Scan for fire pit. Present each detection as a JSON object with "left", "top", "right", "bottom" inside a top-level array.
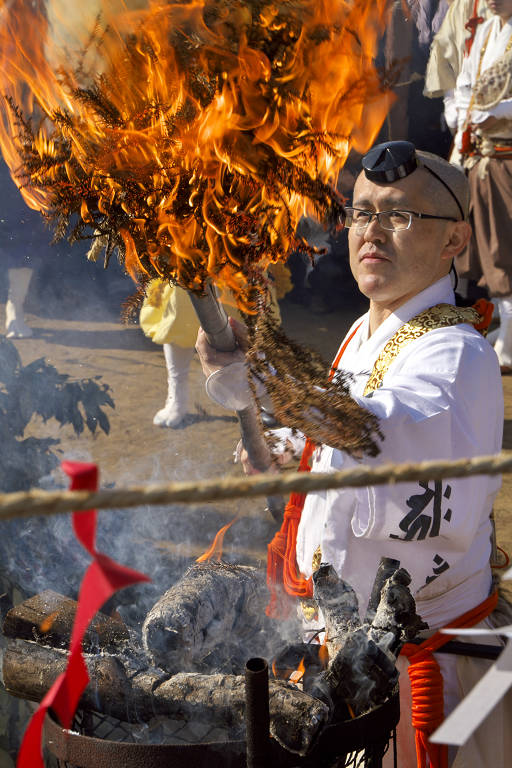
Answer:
[
  {"left": 43, "top": 682, "right": 399, "bottom": 768},
  {"left": 5, "top": 557, "right": 423, "bottom": 768}
]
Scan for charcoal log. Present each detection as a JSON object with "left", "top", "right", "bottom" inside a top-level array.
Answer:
[
  {"left": 364, "top": 557, "right": 401, "bottom": 623},
  {"left": 2, "top": 590, "right": 129, "bottom": 651},
  {"left": 2, "top": 638, "right": 163, "bottom": 723},
  {"left": 153, "top": 673, "right": 329, "bottom": 756},
  {"left": 142, "top": 561, "right": 269, "bottom": 672},
  {"left": 3, "top": 639, "right": 329, "bottom": 756},
  {"left": 309, "top": 629, "right": 398, "bottom": 719},
  {"left": 312, "top": 564, "right": 360, "bottom": 659},
  {"left": 366, "top": 569, "right": 428, "bottom": 657}
]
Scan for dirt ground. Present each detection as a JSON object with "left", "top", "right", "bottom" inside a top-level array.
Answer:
[{"left": 3, "top": 280, "right": 512, "bottom": 579}]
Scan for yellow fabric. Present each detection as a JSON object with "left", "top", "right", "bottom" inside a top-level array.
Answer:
[
  {"left": 140, "top": 280, "right": 281, "bottom": 347},
  {"left": 268, "top": 262, "right": 293, "bottom": 300}
]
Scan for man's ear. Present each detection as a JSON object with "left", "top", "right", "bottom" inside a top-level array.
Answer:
[{"left": 441, "top": 221, "right": 472, "bottom": 261}]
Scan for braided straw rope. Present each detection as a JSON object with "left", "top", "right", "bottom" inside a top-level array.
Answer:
[{"left": 1, "top": 452, "right": 512, "bottom": 521}]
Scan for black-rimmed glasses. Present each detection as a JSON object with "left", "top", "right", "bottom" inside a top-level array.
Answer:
[{"left": 344, "top": 207, "right": 459, "bottom": 232}]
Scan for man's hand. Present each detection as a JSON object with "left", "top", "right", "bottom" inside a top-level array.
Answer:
[
  {"left": 196, "top": 317, "right": 248, "bottom": 378},
  {"left": 234, "top": 438, "right": 296, "bottom": 475}
]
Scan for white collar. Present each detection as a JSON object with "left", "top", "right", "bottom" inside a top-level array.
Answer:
[{"left": 355, "top": 275, "right": 455, "bottom": 357}]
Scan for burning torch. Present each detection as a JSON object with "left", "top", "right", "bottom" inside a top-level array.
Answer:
[
  {"left": 0, "top": 0, "right": 390, "bottom": 500},
  {"left": 190, "top": 284, "right": 284, "bottom": 520}
]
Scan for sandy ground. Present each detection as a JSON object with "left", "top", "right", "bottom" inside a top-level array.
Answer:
[{"left": 3, "top": 283, "right": 512, "bottom": 581}]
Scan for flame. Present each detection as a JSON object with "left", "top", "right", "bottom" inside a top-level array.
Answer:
[
  {"left": 0, "top": 0, "right": 392, "bottom": 309},
  {"left": 39, "top": 610, "right": 58, "bottom": 634},
  {"left": 196, "top": 513, "right": 239, "bottom": 562},
  {"left": 289, "top": 656, "right": 306, "bottom": 685},
  {"left": 319, "top": 641, "right": 330, "bottom": 669}
]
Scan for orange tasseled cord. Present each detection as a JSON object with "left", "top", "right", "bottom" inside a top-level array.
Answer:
[
  {"left": 472, "top": 298, "right": 494, "bottom": 336},
  {"left": 401, "top": 589, "right": 499, "bottom": 768}
]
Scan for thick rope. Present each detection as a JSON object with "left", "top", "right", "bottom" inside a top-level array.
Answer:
[
  {"left": 401, "top": 590, "right": 498, "bottom": 768},
  {"left": 0, "top": 452, "right": 512, "bottom": 521}
]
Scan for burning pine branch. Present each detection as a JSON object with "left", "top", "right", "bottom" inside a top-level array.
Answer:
[
  {"left": 0, "top": 0, "right": 391, "bottom": 456},
  {"left": 0, "top": 0, "right": 391, "bottom": 305}
]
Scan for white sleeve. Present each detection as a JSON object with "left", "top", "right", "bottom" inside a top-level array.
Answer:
[
  {"left": 268, "top": 427, "right": 306, "bottom": 457},
  {"left": 443, "top": 90, "right": 458, "bottom": 134}
]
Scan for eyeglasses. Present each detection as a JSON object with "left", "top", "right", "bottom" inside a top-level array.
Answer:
[{"left": 344, "top": 207, "right": 459, "bottom": 232}]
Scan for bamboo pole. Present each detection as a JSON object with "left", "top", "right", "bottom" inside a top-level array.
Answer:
[{"left": 0, "top": 452, "right": 512, "bottom": 521}]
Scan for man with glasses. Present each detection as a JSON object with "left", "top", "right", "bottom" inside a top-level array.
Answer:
[{"left": 196, "top": 140, "right": 507, "bottom": 767}]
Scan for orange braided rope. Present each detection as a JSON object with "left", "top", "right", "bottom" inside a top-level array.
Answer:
[
  {"left": 401, "top": 589, "right": 499, "bottom": 768},
  {"left": 266, "top": 322, "right": 362, "bottom": 618},
  {"left": 464, "top": 0, "right": 485, "bottom": 56}
]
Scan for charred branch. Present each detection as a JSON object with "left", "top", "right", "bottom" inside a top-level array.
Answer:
[
  {"left": 3, "top": 589, "right": 129, "bottom": 651},
  {"left": 2, "top": 638, "right": 329, "bottom": 756},
  {"left": 366, "top": 568, "right": 428, "bottom": 657},
  {"left": 312, "top": 564, "right": 360, "bottom": 660}
]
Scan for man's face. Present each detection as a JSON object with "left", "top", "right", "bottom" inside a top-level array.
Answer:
[
  {"left": 348, "top": 171, "right": 456, "bottom": 313},
  {"left": 487, "top": 0, "right": 512, "bottom": 20}
]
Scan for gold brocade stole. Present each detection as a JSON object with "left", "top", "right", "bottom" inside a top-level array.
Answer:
[
  {"left": 362, "top": 303, "right": 481, "bottom": 396},
  {"left": 302, "top": 303, "right": 482, "bottom": 620}
]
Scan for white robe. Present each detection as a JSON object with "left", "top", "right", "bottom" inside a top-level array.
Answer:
[
  {"left": 452, "top": 15, "right": 512, "bottom": 151},
  {"left": 295, "top": 276, "right": 502, "bottom": 629},
  {"left": 281, "top": 276, "right": 506, "bottom": 767},
  {"left": 269, "top": 275, "right": 508, "bottom": 765}
]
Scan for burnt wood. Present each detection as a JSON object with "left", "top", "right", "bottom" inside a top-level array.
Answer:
[
  {"left": 366, "top": 569, "right": 428, "bottom": 657},
  {"left": 142, "top": 562, "right": 269, "bottom": 672},
  {"left": 3, "top": 639, "right": 329, "bottom": 756},
  {"left": 2, "top": 589, "right": 129, "bottom": 651},
  {"left": 312, "top": 564, "right": 360, "bottom": 660}
]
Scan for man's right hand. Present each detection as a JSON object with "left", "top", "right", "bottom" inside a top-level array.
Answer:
[{"left": 195, "top": 317, "right": 248, "bottom": 378}]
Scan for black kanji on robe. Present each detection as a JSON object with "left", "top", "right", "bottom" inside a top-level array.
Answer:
[{"left": 390, "top": 480, "right": 452, "bottom": 541}]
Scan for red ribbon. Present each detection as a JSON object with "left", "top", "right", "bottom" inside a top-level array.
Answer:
[{"left": 17, "top": 461, "right": 151, "bottom": 768}]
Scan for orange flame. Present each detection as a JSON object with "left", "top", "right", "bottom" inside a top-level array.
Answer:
[
  {"left": 196, "top": 513, "right": 239, "bottom": 562},
  {"left": 319, "top": 641, "right": 330, "bottom": 669},
  {"left": 289, "top": 656, "right": 306, "bottom": 685},
  {"left": 39, "top": 610, "right": 58, "bottom": 634},
  {"left": 0, "top": 0, "right": 393, "bottom": 308}
]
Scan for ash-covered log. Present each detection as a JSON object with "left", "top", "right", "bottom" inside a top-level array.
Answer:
[
  {"left": 364, "top": 557, "right": 401, "bottom": 623},
  {"left": 366, "top": 568, "right": 428, "bottom": 657},
  {"left": 312, "top": 564, "right": 360, "bottom": 660},
  {"left": 307, "top": 562, "right": 426, "bottom": 719},
  {"left": 309, "top": 629, "right": 399, "bottom": 720},
  {"left": 2, "top": 638, "right": 329, "bottom": 756},
  {"left": 3, "top": 589, "right": 129, "bottom": 651},
  {"left": 142, "top": 562, "right": 270, "bottom": 672}
]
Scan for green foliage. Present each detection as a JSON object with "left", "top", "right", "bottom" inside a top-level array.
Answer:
[{"left": 0, "top": 337, "right": 114, "bottom": 491}]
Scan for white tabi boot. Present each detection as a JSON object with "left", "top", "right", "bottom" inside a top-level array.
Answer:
[
  {"left": 153, "top": 343, "right": 195, "bottom": 427},
  {"left": 493, "top": 295, "right": 512, "bottom": 374},
  {"left": 5, "top": 267, "right": 33, "bottom": 338}
]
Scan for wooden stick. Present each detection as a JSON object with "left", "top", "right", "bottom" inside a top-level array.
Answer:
[{"left": 0, "top": 452, "right": 511, "bottom": 521}]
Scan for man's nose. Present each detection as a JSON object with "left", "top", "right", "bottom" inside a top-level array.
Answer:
[{"left": 363, "top": 214, "right": 386, "bottom": 241}]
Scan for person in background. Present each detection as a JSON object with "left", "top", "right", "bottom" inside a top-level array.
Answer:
[
  {"left": 141, "top": 267, "right": 290, "bottom": 428},
  {"left": 1, "top": 159, "right": 47, "bottom": 338},
  {"left": 425, "top": 0, "right": 491, "bottom": 158},
  {"left": 452, "top": 0, "right": 512, "bottom": 372}
]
